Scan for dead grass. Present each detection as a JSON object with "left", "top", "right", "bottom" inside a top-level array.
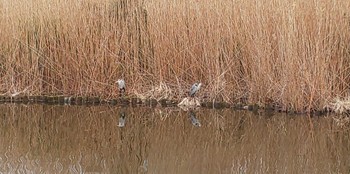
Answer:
[
  {"left": 326, "top": 97, "right": 350, "bottom": 114},
  {"left": 0, "top": 0, "right": 350, "bottom": 112},
  {"left": 134, "top": 82, "right": 174, "bottom": 101}
]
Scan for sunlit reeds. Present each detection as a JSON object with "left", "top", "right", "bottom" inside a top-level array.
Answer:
[{"left": 0, "top": 0, "right": 350, "bottom": 112}]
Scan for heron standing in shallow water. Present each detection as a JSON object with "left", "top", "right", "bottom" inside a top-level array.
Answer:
[
  {"left": 189, "top": 83, "right": 202, "bottom": 97},
  {"left": 116, "top": 79, "right": 126, "bottom": 96}
]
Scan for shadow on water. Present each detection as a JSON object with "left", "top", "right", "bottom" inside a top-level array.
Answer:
[{"left": 0, "top": 104, "right": 349, "bottom": 173}]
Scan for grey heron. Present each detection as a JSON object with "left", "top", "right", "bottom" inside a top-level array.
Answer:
[
  {"left": 189, "top": 83, "right": 202, "bottom": 97},
  {"left": 116, "top": 79, "right": 126, "bottom": 96}
]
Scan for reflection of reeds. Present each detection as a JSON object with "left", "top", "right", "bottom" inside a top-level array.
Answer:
[
  {"left": 0, "top": 105, "right": 349, "bottom": 173},
  {"left": 0, "top": 105, "right": 154, "bottom": 173},
  {"left": 1, "top": 0, "right": 350, "bottom": 112}
]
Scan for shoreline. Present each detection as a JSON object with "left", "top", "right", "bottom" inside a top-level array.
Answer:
[{"left": 0, "top": 95, "right": 332, "bottom": 116}]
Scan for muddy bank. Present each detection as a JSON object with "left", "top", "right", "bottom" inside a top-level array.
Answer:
[
  {"left": 0, "top": 95, "right": 333, "bottom": 116},
  {"left": 0, "top": 95, "right": 229, "bottom": 108}
]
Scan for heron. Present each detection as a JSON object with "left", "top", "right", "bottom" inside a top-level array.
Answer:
[
  {"left": 189, "top": 83, "right": 202, "bottom": 97},
  {"left": 116, "top": 79, "right": 126, "bottom": 96}
]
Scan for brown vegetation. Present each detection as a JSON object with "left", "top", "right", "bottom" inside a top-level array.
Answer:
[{"left": 0, "top": 0, "right": 350, "bottom": 112}]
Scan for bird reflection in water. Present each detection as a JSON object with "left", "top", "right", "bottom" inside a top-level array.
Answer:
[
  {"left": 118, "top": 111, "right": 126, "bottom": 128},
  {"left": 189, "top": 110, "right": 201, "bottom": 127}
]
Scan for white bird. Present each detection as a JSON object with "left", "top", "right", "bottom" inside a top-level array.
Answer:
[
  {"left": 189, "top": 83, "right": 202, "bottom": 97},
  {"left": 116, "top": 79, "right": 126, "bottom": 96}
]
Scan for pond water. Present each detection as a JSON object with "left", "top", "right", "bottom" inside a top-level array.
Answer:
[{"left": 0, "top": 104, "right": 349, "bottom": 173}]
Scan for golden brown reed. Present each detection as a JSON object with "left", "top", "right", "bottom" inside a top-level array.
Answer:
[{"left": 1, "top": 0, "right": 350, "bottom": 112}]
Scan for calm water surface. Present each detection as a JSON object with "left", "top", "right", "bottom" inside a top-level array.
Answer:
[{"left": 0, "top": 104, "right": 349, "bottom": 173}]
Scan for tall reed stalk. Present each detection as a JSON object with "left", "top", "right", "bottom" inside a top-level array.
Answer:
[{"left": 0, "top": 0, "right": 349, "bottom": 112}]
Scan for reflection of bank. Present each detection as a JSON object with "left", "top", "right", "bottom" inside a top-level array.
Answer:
[
  {"left": 116, "top": 107, "right": 149, "bottom": 173},
  {"left": 178, "top": 98, "right": 202, "bottom": 127}
]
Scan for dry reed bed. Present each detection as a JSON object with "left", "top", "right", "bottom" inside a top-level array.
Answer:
[{"left": 0, "top": 0, "right": 350, "bottom": 112}]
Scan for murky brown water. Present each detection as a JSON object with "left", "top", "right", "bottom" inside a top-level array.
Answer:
[{"left": 0, "top": 104, "right": 349, "bottom": 173}]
